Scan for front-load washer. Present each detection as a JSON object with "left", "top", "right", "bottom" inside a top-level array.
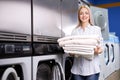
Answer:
[
  {"left": 108, "top": 33, "right": 116, "bottom": 75},
  {"left": 0, "top": 57, "right": 31, "bottom": 80},
  {"left": 32, "top": 36, "right": 65, "bottom": 80},
  {"left": 32, "top": 0, "right": 78, "bottom": 80},
  {"left": 90, "top": 6, "right": 109, "bottom": 41},
  {"left": 32, "top": 55, "right": 65, "bottom": 80},
  {"left": 60, "top": 0, "right": 78, "bottom": 80},
  {"left": 0, "top": 32, "right": 32, "bottom": 80},
  {"left": 102, "top": 41, "right": 112, "bottom": 79},
  {"left": 114, "top": 35, "right": 120, "bottom": 71},
  {"left": 98, "top": 41, "right": 110, "bottom": 80},
  {"left": 0, "top": 0, "right": 32, "bottom": 80}
]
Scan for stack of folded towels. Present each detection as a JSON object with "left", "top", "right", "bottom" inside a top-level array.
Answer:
[{"left": 57, "top": 35, "right": 101, "bottom": 60}]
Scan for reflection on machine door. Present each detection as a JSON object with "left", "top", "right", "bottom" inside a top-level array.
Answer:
[
  {"left": 7, "top": 73, "right": 15, "bottom": 80},
  {"left": 36, "top": 61, "right": 63, "bottom": 80},
  {"left": 37, "top": 64, "right": 51, "bottom": 80}
]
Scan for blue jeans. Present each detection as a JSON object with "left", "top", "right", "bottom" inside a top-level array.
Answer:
[{"left": 72, "top": 73, "right": 100, "bottom": 80}]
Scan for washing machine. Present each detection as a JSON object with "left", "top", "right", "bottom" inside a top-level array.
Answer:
[
  {"left": 90, "top": 6, "right": 109, "bottom": 41},
  {"left": 98, "top": 41, "right": 107, "bottom": 80},
  {"left": 100, "top": 33, "right": 117, "bottom": 80},
  {"left": 60, "top": 0, "right": 78, "bottom": 80},
  {"left": 90, "top": 6, "right": 110, "bottom": 80},
  {"left": 32, "top": 0, "right": 65, "bottom": 80},
  {"left": 108, "top": 33, "right": 116, "bottom": 75},
  {"left": 113, "top": 34, "right": 120, "bottom": 71},
  {"left": 32, "top": 36, "right": 65, "bottom": 80},
  {"left": 0, "top": 0, "right": 32, "bottom": 80},
  {"left": 0, "top": 32, "right": 32, "bottom": 80},
  {"left": 101, "top": 41, "right": 111, "bottom": 79},
  {"left": 0, "top": 57, "right": 31, "bottom": 80}
]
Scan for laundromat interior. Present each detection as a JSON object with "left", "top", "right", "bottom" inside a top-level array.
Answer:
[
  {"left": 88, "top": 0, "right": 120, "bottom": 38},
  {"left": 0, "top": 0, "right": 120, "bottom": 80}
]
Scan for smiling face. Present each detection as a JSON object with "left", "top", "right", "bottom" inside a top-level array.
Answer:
[{"left": 79, "top": 7, "right": 90, "bottom": 24}]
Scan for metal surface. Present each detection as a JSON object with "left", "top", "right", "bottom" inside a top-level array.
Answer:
[
  {"left": 0, "top": 0, "right": 31, "bottom": 34},
  {"left": 90, "top": 6, "right": 109, "bottom": 40},
  {"left": 61, "top": 0, "right": 78, "bottom": 36},
  {"left": 0, "top": 32, "right": 31, "bottom": 42},
  {"left": 33, "top": 0, "right": 61, "bottom": 37}
]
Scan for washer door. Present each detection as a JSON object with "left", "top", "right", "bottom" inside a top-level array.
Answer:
[
  {"left": 37, "top": 64, "right": 51, "bottom": 80},
  {"left": 1, "top": 67, "right": 20, "bottom": 80},
  {"left": 104, "top": 44, "right": 109, "bottom": 65},
  {"left": 52, "top": 63, "right": 64, "bottom": 80},
  {"left": 94, "top": 11, "right": 107, "bottom": 31}
]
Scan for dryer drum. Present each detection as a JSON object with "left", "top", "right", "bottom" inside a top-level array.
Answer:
[{"left": 36, "top": 64, "right": 52, "bottom": 80}]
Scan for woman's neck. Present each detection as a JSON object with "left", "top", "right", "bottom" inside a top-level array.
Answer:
[{"left": 81, "top": 22, "right": 89, "bottom": 29}]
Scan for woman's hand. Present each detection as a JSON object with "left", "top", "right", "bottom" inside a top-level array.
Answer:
[{"left": 94, "top": 46, "right": 103, "bottom": 54}]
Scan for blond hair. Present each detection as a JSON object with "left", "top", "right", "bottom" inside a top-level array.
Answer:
[{"left": 77, "top": 5, "right": 94, "bottom": 27}]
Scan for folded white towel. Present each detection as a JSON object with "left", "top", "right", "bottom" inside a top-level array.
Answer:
[
  {"left": 59, "top": 39, "right": 99, "bottom": 47},
  {"left": 64, "top": 50, "right": 94, "bottom": 55},
  {"left": 64, "top": 50, "right": 94, "bottom": 60},
  {"left": 65, "top": 44, "right": 96, "bottom": 48},
  {"left": 57, "top": 35, "right": 101, "bottom": 43},
  {"left": 57, "top": 35, "right": 102, "bottom": 60},
  {"left": 63, "top": 47, "right": 94, "bottom": 53}
]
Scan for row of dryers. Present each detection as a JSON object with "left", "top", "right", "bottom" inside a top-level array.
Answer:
[
  {"left": 0, "top": 0, "right": 78, "bottom": 80},
  {"left": 99, "top": 33, "right": 120, "bottom": 80},
  {"left": 0, "top": 55, "right": 65, "bottom": 80},
  {"left": 0, "top": 32, "right": 65, "bottom": 80},
  {"left": 0, "top": 0, "right": 119, "bottom": 80}
]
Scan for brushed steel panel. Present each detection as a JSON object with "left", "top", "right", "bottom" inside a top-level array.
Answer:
[
  {"left": 33, "top": 0, "right": 61, "bottom": 37},
  {"left": 0, "top": 0, "right": 31, "bottom": 35}
]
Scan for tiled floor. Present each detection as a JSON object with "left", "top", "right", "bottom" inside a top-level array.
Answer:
[{"left": 105, "top": 70, "right": 120, "bottom": 80}]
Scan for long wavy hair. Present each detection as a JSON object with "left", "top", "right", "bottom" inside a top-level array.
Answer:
[{"left": 77, "top": 5, "right": 94, "bottom": 27}]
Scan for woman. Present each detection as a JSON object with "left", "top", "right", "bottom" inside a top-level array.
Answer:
[{"left": 71, "top": 5, "right": 103, "bottom": 80}]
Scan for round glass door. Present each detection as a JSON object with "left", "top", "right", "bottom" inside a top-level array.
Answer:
[{"left": 94, "top": 11, "right": 107, "bottom": 31}]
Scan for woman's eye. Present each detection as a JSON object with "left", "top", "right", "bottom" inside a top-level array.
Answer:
[
  {"left": 85, "top": 12, "right": 89, "bottom": 15},
  {"left": 80, "top": 12, "right": 83, "bottom": 15},
  {"left": 80, "top": 12, "right": 89, "bottom": 15}
]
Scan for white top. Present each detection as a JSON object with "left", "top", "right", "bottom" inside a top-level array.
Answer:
[{"left": 71, "top": 24, "right": 103, "bottom": 76}]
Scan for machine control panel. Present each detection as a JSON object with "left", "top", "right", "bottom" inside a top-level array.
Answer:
[
  {"left": 33, "top": 43, "right": 64, "bottom": 55},
  {"left": 0, "top": 42, "right": 32, "bottom": 58}
]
